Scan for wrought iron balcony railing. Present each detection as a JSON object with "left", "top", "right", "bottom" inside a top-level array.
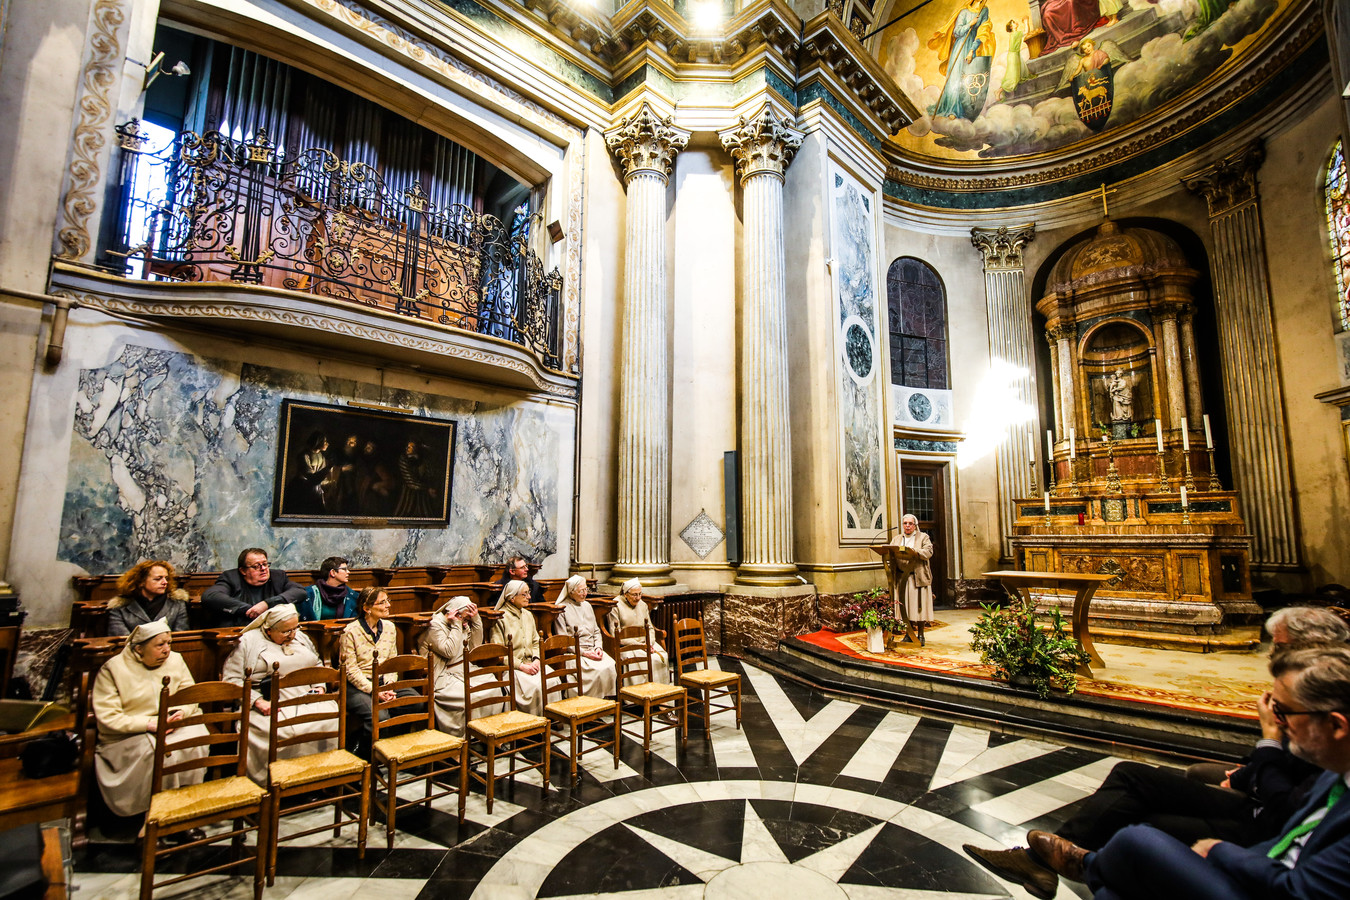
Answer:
[{"left": 107, "top": 121, "right": 563, "bottom": 369}]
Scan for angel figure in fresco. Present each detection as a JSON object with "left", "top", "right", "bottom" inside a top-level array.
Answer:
[
  {"left": 927, "top": 0, "right": 995, "bottom": 121},
  {"left": 1185, "top": 0, "right": 1228, "bottom": 39},
  {"left": 1056, "top": 37, "right": 1130, "bottom": 132},
  {"left": 999, "top": 17, "right": 1031, "bottom": 97}
]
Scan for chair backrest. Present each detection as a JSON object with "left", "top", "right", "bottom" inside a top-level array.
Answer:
[
  {"left": 369, "top": 653, "right": 434, "bottom": 740},
  {"left": 673, "top": 618, "right": 709, "bottom": 676},
  {"left": 151, "top": 676, "right": 251, "bottom": 792},
  {"left": 464, "top": 640, "right": 515, "bottom": 719},
  {"left": 614, "top": 625, "right": 654, "bottom": 684},
  {"left": 0, "top": 625, "right": 18, "bottom": 698},
  {"left": 539, "top": 630, "right": 582, "bottom": 704},
  {"left": 268, "top": 663, "right": 345, "bottom": 762}
]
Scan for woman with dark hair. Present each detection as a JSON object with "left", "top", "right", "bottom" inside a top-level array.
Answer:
[
  {"left": 339, "top": 586, "right": 416, "bottom": 756},
  {"left": 107, "top": 560, "right": 190, "bottom": 636}
]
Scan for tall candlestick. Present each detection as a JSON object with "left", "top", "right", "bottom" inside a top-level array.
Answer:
[
  {"left": 1180, "top": 485, "right": 1188, "bottom": 507},
  {"left": 1028, "top": 431, "right": 1036, "bottom": 461},
  {"left": 1181, "top": 417, "right": 1189, "bottom": 452},
  {"left": 1155, "top": 419, "right": 1163, "bottom": 452},
  {"left": 1043, "top": 491, "right": 1050, "bottom": 512},
  {"left": 1203, "top": 414, "right": 1213, "bottom": 450}
]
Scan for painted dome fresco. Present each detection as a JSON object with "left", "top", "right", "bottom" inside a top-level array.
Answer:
[{"left": 872, "top": 0, "right": 1309, "bottom": 163}]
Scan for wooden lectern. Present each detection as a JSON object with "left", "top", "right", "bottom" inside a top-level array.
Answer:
[{"left": 871, "top": 543, "right": 923, "bottom": 643}]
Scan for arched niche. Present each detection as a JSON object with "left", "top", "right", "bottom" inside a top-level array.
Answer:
[{"left": 1077, "top": 318, "right": 1156, "bottom": 440}]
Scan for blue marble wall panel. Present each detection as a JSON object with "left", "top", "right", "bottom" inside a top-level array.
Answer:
[
  {"left": 58, "top": 344, "right": 560, "bottom": 574},
  {"left": 830, "top": 170, "right": 886, "bottom": 536}
]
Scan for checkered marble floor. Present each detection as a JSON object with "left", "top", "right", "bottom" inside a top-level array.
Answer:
[{"left": 74, "top": 660, "right": 1151, "bottom": 899}]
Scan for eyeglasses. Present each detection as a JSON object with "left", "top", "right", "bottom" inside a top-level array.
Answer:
[
  {"left": 1271, "top": 698, "right": 1341, "bottom": 725},
  {"left": 244, "top": 561, "right": 270, "bottom": 571}
]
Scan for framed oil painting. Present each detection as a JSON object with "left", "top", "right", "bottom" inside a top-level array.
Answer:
[{"left": 273, "top": 399, "right": 456, "bottom": 526}]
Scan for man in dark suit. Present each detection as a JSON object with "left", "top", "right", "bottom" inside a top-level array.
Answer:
[
  {"left": 1027, "top": 644, "right": 1350, "bottom": 899},
  {"left": 497, "top": 554, "right": 544, "bottom": 605},
  {"left": 201, "top": 547, "right": 307, "bottom": 627}
]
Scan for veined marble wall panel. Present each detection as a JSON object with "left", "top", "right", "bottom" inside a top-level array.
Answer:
[
  {"left": 12, "top": 316, "right": 571, "bottom": 626},
  {"left": 828, "top": 165, "right": 887, "bottom": 538}
]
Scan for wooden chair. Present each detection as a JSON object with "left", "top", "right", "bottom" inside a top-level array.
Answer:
[
  {"left": 140, "top": 677, "right": 269, "bottom": 900},
  {"left": 615, "top": 625, "right": 686, "bottom": 757},
  {"left": 464, "top": 640, "right": 549, "bottom": 813},
  {"left": 369, "top": 653, "right": 466, "bottom": 849},
  {"left": 672, "top": 618, "right": 741, "bottom": 739},
  {"left": 264, "top": 664, "right": 369, "bottom": 885},
  {"left": 540, "top": 631, "right": 619, "bottom": 780},
  {"left": 0, "top": 625, "right": 18, "bottom": 698}
]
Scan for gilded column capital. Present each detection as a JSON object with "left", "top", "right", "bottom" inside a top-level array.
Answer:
[
  {"left": 1047, "top": 323, "right": 1076, "bottom": 344},
  {"left": 605, "top": 103, "right": 690, "bottom": 183},
  {"left": 1181, "top": 142, "right": 1264, "bottom": 217},
  {"left": 971, "top": 224, "right": 1036, "bottom": 270},
  {"left": 1152, "top": 301, "right": 1189, "bottom": 323},
  {"left": 718, "top": 105, "right": 805, "bottom": 183}
]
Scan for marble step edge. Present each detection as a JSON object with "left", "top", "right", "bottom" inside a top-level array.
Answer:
[{"left": 747, "top": 639, "right": 1258, "bottom": 763}]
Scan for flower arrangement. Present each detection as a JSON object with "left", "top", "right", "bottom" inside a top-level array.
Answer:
[
  {"left": 968, "top": 598, "right": 1090, "bottom": 700},
  {"left": 840, "top": 587, "right": 901, "bottom": 635}
]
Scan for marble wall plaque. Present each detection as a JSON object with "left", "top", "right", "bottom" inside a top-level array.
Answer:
[
  {"left": 57, "top": 343, "right": 561, "bottom": 574},
  {"left": 829, "top": 167, "right": 888, "bottom": 539}
]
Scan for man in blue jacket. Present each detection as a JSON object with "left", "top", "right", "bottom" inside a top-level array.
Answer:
[{"left": 1029, "top": 644, "right": 1350, "bottom": 899}]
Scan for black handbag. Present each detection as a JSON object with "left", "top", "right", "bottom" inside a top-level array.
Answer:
[{"left": 19, "top": 730, "right": 79, "bottom": 779}]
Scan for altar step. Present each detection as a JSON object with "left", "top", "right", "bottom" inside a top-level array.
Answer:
[
  {"left": 745, "top": 636, "right": 1260, "bottom": 763},
  {"left": 1094, "top": 624, "right": 1262, "bottom": 653}
]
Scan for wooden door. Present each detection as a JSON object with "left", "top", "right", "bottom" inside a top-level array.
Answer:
[{"left": 901, "top": 461, "right": 947, "bottom": 606}]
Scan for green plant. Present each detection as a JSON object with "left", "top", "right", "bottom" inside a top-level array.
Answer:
[
  {"left": 857, "top": 606, "right": 901, "bottom": 634},
  {"left": 968, "top": 599, "right": 1090, "bottom": 699},
  {"left": 839, "top": 587, "right": 895, "bottom": 632}
]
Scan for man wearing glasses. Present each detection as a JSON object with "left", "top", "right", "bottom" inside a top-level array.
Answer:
[
  {"left": 202, "top": 547, "right": 307, "bottom": 627},
  {"left": 965, "top": 607, "right": 1348, "bottom": 899},
  {"left": 301, "top": 556, "right": 359, "bottom": 620}
]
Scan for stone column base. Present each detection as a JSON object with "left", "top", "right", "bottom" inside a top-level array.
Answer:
[{"left": 715, "top": 583, "right": 818, "bottom": 656}]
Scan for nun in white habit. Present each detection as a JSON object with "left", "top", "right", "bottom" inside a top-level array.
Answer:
[
  {"left": 221, "top": 603, "right": 337, "bottom": 784},
  {"left": 553, "top": 575, "right": 617, "bottom": 698},
  {"left": 419, "top": 594, "right": 506, "bottom": 735},
  {"left": 92, "top": 619, "right": 210, "bottom": 816},
  {"left": 494, "top": 579, "right": 544, "bottom": 715},
  {"left": 606, "top": 578, "right": 669, "bottom": 685}
]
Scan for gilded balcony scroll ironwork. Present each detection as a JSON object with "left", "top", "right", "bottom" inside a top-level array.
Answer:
[{"left": 107, "top": 124, "right": 562, "bottom": 369}]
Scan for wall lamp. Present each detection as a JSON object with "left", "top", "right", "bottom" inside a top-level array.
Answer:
[{"left": 127, "top": 51, "right": 191, "bottom": 92}]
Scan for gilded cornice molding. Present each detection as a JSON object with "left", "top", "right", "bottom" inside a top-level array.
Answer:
[
  {"left": 1181, "top": 143, "right": 1265, "bottom": 217},
  {"left": 885, "top": 9, "right": 1322, "bottom": 194},
  {"left": 718, "top": 104, "right": 804, "bottom": 182},
  {"left": 605, "top": 102, "right": 690, "bottom": 181},
  {"left": 796, "top": 13, "right": 919, "bottom": 135},
  {"left": 56, "top": 0, "right": 129, "bottom": 261},
  {"left": 970, "top": 225, "right": 1035, "bottom": 270}
]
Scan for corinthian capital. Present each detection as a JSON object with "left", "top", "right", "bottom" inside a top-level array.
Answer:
[
  {"left": 1182, "top": 142, "right": 1264, "bottom": 217},
  {"left": 718, "top": 105, "right": 805, "bottom": 182},
  {"left": 605, "top": 103, "right": 690, "bottom": 183},
  {"left": 971, "top": 224, "right": 1036, "bottom": 270}
]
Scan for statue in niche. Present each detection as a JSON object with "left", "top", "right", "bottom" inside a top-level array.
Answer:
[{"left": 1107, "top": 368, "right": 1132, "bottom": 421}]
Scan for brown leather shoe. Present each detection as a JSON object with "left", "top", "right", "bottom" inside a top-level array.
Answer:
[
  {"left": 962, "top": 844, "right": 1057, "bottom": 900},
  {"left": 1029, "top": 829, "right": 1088, "bottom": 882}
]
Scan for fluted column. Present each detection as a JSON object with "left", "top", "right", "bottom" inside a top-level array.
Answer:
[
  {"left": 1046, "top": 332, "right": 1063, "bottom": 436},
  {"left": 720, "top": 106, "right": 805, "bottom": 586},
  {"left": 606, "top": 104, "right": 689, "bottom": 586},
  {"left": 972, "top": 224, "right": 1036, "bottom": 559},
  {"left": 1156, "top": 305, "right": 1188, "bottom": 428},
  {"left": 1183, "top": 144, "right": 1299, "bottom": 569}
]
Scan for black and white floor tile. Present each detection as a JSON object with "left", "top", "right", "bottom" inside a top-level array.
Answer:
[{"left": 74, "top": 660, "right": 1142, "bottom": 899}]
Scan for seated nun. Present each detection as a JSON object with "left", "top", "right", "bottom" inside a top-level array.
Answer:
[
  {"left": 92, "top": 619, "right": 210, "bottom": 818},
  {"left": 494, "top": 580, "right": 544, "bottom": 716},
  {"left": 553, "top": 575, "right": 617, "bottom": 698},
  {"left": 419, "top": 594, "right": 506, "bottom": 735},
  {"left": 607, "top": 578, "right": 669, "bottom": 685},
  {"left": 220, "top": 602, "right": 338, "bottom": 784}
]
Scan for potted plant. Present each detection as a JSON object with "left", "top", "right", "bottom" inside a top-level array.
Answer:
[
  {"left": 839, "top": 587, "right": 900, "bottom": 652},
  {"left": 968, "top": 598, "right": 1090, "bottom": 699}
]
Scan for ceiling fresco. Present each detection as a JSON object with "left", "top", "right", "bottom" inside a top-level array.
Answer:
[{"left": 876, "top": 0, "right": 1290, "bottom": 161}]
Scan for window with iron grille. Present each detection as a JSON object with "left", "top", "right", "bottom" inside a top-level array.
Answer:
[{"left": 886, "top": 258, "right": 949, "bottom": 389}]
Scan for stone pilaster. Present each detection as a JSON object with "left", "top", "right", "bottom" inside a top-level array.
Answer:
[
  {"left": 719, "top": 105, "right": 804, "bottom": 586},
  {"left": 1156, "top": 305, "right": 1188, "bottom": 429},
  {"left": 1045, "top": 331, "right": 1062, "bottom": 437},
  {"left": 1179, "top": 311, "right": 1204, "bottom": 423},
  {"left": 606, "top": 104, "right": 690, "bottom": 586},
  {"left": 971, "top": 224, "right": 1036, "bottom": 559},
  {"left": 1183, "top": 144, "right": 1299, "bottom": 569}
]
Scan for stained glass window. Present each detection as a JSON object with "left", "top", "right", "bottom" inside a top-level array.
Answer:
[
  {"left": 886, "top": 258, "right": 948, "bottom": 389},
  {"left": 1326, "top": 139, "right": 1350, "bottom": 329}
]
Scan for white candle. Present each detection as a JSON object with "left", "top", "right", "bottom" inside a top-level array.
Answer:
[
  {"left": 1181, "top": 485, "right": 1188, "bottom": 508},
  {"left": 1069, "top": 427, "right": 1076, "bottom": 459},
  {"left": 1181, "top": 417, "right": 1189, "bottom": 451},
  {"left": 1155, "top": 419, "right": 1163, "bottom": 452},
  {"left": 1029, "top": 431, "right": 1036, "bottom": 461},
  {"left": 1203, "top": 414, "right": 1213, "bottom": 450},
  {"left": 1047, "top": 429, "right": 1054, "bottom": 459},
  {"left": 1044, "top": 491, "right": 1050, "bottom": 512}
]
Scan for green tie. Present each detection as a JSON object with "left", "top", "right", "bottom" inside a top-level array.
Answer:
[{"left": 1267, "top": 780, "right": 1347, "bottom": 859}]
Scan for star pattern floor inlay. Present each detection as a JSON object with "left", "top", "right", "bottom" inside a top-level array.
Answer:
[{"left": 73, "top": 658, "right": 1146, "bottom": 899}]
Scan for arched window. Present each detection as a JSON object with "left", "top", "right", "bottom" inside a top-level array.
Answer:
[
  {"left": 1325, "top": 139, "right": 1350, "bottom": 329},
  {"left": 886, "top": 258, "right": 948, "bottom": 389}
]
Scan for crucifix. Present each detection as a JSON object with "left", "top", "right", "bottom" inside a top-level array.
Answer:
[{"left": 1097, "top": 182, "right": 1118, "bottom": 218}]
